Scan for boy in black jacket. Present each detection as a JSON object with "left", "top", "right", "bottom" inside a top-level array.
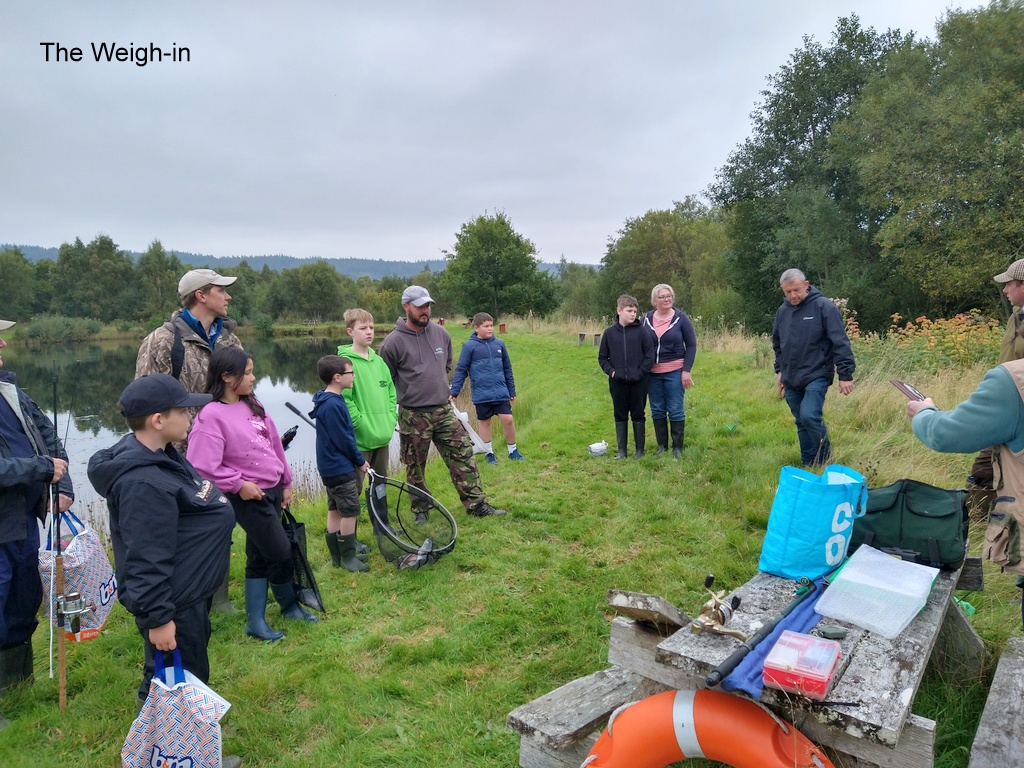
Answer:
[
  {"left": 598, "top": 295, "right": 656, "bottom": 459},
  {"left": 88, "top": 375, "right": 236, "bottom": 712}
]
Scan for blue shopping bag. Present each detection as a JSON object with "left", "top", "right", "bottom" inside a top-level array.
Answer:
[
  {"left": 122, "top": 649, "right": 231, "bottom": 768},
  {"left": 758, "top": 464, "right": 868, "bottom": 580}
]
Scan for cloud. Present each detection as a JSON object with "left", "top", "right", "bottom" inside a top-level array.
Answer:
[{"left": 1, "top": 0, "right": 957, "bottom": 264}]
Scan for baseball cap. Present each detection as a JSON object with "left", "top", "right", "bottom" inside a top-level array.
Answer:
[
  {"left": 119, "top": 374, "right": 212, "bottom": 418},
  {"left": 178, "top": 268, "right": 237, "bottom": 299},
  {"left": 994, "top": 259, "right": 1024, "bottom": 283},
  {"left": 401, "top": 285, "right": 435, "bottom": 307},
  {"left": 0, "top": 320, "right": 15, "bottom": 331}
]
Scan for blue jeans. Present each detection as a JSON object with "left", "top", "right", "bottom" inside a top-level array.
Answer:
[
  {"left": 784, "top": 377, "right": 832, "bottom": 465},
  {"left": 648, "top": 371, "right": 685, "bottom": 422}
]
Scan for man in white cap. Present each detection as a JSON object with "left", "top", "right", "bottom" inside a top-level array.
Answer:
[
  {"left": 135, "top": 268, "right": 243, "bottom": 611},
  {"left": 378, "top": 286, "right": 507, "bottom": 518},
  {"left": 0, "top": 318, "right": 73, "bottom": 729}
]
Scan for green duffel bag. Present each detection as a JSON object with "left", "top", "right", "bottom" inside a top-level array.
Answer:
[{"left": 848, "top": 479, "right": 969, "bottom": 570}]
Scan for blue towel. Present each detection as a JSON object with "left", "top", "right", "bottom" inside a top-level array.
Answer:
[{"left": 719, "top": 577, "right": 827, "bottom": 699}]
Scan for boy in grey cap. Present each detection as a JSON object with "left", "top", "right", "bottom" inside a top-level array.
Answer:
[{"left": 378, "top": 286, "right": 507, "bottom": 518}]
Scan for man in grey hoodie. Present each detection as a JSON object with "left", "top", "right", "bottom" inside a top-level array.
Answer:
[{"left": 378, "top": 286, "right": 506, "bottom": 518}]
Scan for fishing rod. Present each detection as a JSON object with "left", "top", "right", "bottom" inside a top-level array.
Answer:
[
  {"left": 285, "top": 401, "right": 316, "bottom": 430},
  {"left": 705, "top": 577, "right": 817, "bottom": 689},
  {"left": 50, "top": 362, "right": 67, "bottom": 712}
]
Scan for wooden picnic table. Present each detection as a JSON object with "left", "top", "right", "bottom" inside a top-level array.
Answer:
[
  {"left": 510, "top": 559, "right": 986, "bottom": 768},
  {"left": 611, "top": 567, "right": 983, "bottom": 767}
]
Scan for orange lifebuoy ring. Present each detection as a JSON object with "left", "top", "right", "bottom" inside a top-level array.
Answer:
[{"left": 583, "top": 689, "right": 834, "bottom": 768}]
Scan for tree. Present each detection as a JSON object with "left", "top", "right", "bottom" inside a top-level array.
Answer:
[
  {"left": 599, "top": 198, "right": 729, "bottom": 320},
  {"left": 270, "top": 260, "right": 356, "bottom": 322},
  {"left": 832, "top": 0, "right": 1024, "bottom": 315},
  {"left": 710, "top": 16, "right": 915, "bottom": 332},
  {"left": 0, "top": 248, "right": 35, "bottom": 320},
  {"left": 135, "top": 240, "right": 186, "bottom": 323},
  {"left": 556, "top": 258, "right": 603, "bottom": 320},
  {"left": 53, "top": 235, "right": 138, "bottom": 322},
  {"left": 434, "top": 211, "right": 558, "bottom": 318}
]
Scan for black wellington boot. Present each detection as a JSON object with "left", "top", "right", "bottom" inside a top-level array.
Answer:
[
  {"left": 653, "top": 418, "right": 669, "bottom": 454},
  {"left": 632, "top": 420, "right": 646, "bottom": 459},
  {"left": 670, "top": 420, "right": 685, "bottom": 458},
  {"left": 270, "top": 581, "right": 319, "bottom": 623},
  {"left": 614, "top": 421, "right": 628, "bottom": 459},
  {"left": 244, "top": 578, "right": 285, "bottom": 642}
]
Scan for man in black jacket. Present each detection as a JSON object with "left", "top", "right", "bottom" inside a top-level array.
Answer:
[
  {"left": 0, "top": 318, "right": 73, "bottom": 730},
  {"left": 771, "top": 269, "right": 855, "bottom": 466}
]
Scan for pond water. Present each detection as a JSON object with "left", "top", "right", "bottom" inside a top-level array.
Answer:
[{"left": 3, "top": 335, "right": 348, "bottom": 530}]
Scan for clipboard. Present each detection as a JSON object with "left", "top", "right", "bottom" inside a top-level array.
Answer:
[{"left": 890, "top": 379, "right": 926, "bottom": 401}]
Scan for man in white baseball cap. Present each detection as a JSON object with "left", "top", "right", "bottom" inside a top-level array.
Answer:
[{"left": 135, "top": 268, "right": 243, "bottom": 613}]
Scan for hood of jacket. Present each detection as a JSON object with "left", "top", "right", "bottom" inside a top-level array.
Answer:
[{"left": 87, "top": 433, "right": 185, "bottom": 498}]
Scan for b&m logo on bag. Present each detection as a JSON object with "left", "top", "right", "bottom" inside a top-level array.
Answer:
[
  {"left": 148, "top": 745, "right": 194, "bottom": 768},
  {"left": 99, "top": 572, "right": 117, "bottom": 606}
]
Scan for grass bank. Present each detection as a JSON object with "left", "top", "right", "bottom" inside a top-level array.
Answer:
[{"left": 5, "top": 323, "right": 1015, "bottom": 767}]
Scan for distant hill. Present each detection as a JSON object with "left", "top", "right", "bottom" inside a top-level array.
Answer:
[{"left": 2, "top": 243, "right": 561, "bottom": 278}]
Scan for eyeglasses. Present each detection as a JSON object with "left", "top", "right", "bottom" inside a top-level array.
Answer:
[
  {"left": 341, "top": 371, "right": 355, "bottom": 377},
  {"left": 656, "top": 295, "right": 673, "bottom": 300}
]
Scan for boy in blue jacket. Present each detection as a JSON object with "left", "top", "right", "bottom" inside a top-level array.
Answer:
[
  {"left": 450, "top": 313, "right": 525, "bottom": 465},
  {"left": 311, "top": 356, "right": 371, "bottom": 572},
  {"left": 598, "top": 295, "right": 656, "bottom": 459}
]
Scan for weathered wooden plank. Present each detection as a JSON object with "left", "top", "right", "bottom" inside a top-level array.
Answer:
[
  {"left": 606, "top": 589, "right": 689, "bottom": 630},
  {"left": 517, "top": 732, "right": 596, "bottom": 768},
  {"left": 934, "top": 598, "right": 986, "bottom": 678},
  {"left": 607, "top": 616, "right": 702, "bottom": 689},
  {"left": 506, "top": 666, "right": 658, "bottom": 750},
  {"left": 955, "top": 556, "right": 984, "bottom": 592},
  {"left": 799, "top": 713, "right": 935, "bottom": 768},
  {"left": 656, "top": 569, "right": 960, "bottom": 747},
  {"left": 968, "top": 636, "right": 1024, "bottom": 768}
]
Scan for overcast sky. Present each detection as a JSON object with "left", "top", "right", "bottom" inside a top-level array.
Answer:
[{"left": 2, "top": 1, "right": 966, "bottom": 265}]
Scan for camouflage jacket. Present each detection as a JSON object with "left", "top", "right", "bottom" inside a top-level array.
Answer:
[{"left": 135, "top": 311, "right": 242, "bottom": 449}]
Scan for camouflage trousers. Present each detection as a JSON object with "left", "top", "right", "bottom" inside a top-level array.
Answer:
[{"left": 398, "top": 404, "right": 485, "bottom": 512}]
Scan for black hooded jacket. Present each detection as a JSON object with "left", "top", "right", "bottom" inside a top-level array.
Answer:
[
  {"left": 772, "top": 286, "right": 855, "bottom": 389},
  {"left": 598, "top": 318, "right": 656, "bottom": 383},
  {"left": 87, "top": 434, "right": 234, "bottom": 629}
]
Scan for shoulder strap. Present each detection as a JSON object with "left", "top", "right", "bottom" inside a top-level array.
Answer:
[{"left": 169, "top": 322, "right": 184, "bottom": 380}]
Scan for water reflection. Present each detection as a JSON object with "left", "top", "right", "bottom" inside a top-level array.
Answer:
[{"left": 4, "top": 336, "right": 343, "bottom": 523}]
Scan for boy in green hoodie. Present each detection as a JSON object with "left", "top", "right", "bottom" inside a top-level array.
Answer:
[{"left": 338, "top": 307, "right": 398, "bottom": 496}]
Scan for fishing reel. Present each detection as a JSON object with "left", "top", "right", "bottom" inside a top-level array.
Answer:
[
  {"left": 58, "top": 591, "right": 92, "bottom": 635},
  {"left": 690, "top": 574, "right": 750, "bottom": 642}
]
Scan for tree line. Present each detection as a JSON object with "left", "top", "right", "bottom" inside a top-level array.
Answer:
[{"left": 5, "top": 2, "right": 1022, "bottom": 334}]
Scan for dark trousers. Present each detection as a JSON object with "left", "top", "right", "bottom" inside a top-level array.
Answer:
[
  {"left": 227, "top": 483, "right": 292, "bottom": 583},
  {"left": 609, "top": 377, "right": 649, "bottom": 423},
  {"left": 136, "top": 598, "right": 212, "bottom": 704},
  {"left": 0, "top": 517, "right": 42, "bottom": 649}
]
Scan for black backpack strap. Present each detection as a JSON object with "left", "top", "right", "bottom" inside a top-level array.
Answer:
[
  {"left": 169, "top": 322, "right": 184, "bottom": 380},
  {"left": 927, "top": 538, "right": 941, "bottom": 568}
]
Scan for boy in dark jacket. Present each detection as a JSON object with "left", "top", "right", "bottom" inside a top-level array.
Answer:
[
  {"left": 450, "top": 313, "right": 524, "bottom": 465},
  {"left": 87, "top": 374, "right": 236, "bottom": 714},
  {"left": 598, "top": 295, "right": 656, "bottom": 459},
  {"left": 311, "top": 355, "right": 370, "bottom": 572}
]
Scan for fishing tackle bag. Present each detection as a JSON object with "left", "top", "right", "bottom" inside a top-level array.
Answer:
[
  {"left": 848, "top": 479, "right": 968, "bottom": 570},
  {"left": 758, "top": 464, "right": 867, "bottom": 581}
]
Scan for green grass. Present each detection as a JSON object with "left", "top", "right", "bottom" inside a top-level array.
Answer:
[{"left": 4, "top": 327, "right": 1017, "bottom": 767}]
